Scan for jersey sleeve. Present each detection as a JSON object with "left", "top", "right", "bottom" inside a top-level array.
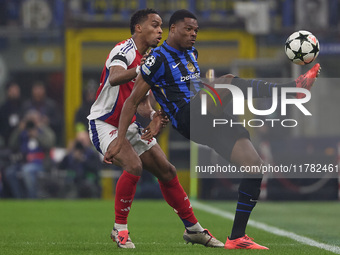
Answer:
[
  {"left": 140, "top": 51, "right": 164, "bottom": 87},
  {"left": 107, "top": 44, "right": 134, "bottom": 70}
]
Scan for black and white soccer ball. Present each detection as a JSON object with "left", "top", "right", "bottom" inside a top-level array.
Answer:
[{"left": 285, "top": 30, "right": 320, "bottom": 65}]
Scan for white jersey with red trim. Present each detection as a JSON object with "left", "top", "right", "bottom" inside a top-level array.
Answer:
[{"left": 87, "top": 38, "right": 141, "bottom": 127}]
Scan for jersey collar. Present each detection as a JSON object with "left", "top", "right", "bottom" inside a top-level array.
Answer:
[
  {"left": 130, "top": 38, "right": 143, "bottom": 58},
  {"left": 163, "top": 41, "right": 187, "bottom": 55}
]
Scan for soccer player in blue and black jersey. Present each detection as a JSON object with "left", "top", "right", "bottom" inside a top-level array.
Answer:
[{"left": 106, "top": 9, "right": 321, "bottom": 250}]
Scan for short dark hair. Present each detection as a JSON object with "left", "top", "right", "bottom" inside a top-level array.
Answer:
[
  {"left": 130, "top": 8, "right": 159, "bottom": 35},
  {"left": 169, "top": 9, "right": 197, "bottom": 30}
]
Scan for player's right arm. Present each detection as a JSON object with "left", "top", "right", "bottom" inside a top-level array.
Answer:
[
  {"left": 106, "top": 42, "right": 141, "bottom": 86},
  {"left": 103, "top": 52, "right": 164, "bottom": 163},
  {"left": 108, "top": 66, "right": 139, "bottom": 86},
  {"left": 103, "top": 74, "right": 151, "bottom": 163}
]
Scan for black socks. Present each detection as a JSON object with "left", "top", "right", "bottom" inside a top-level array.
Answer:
[{"left": 230, "top": 177, "right": 263, "bottom": 240}]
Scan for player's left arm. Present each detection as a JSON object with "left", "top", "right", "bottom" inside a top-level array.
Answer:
[
  {"left": 136, "top": 93, "right": 154, "bottom": 119},
  {"left": 137, "top": 94, "right": 167, "bottom": 124},
  {"left": 137, "top": 94, "right": 169, "bottom": 140}
]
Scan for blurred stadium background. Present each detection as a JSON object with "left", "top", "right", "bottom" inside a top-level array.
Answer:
[{"left": 0, "top": 0, "right": 340, "bottom": 202}]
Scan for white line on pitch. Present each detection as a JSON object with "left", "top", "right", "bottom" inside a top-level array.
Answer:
[{"left": 191, "top": 201, "right": 340, "bottom": 254}]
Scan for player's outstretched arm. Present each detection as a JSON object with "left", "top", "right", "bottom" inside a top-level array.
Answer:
[{"left": 103, "top": 74, "right": 151, "bottom": 163}]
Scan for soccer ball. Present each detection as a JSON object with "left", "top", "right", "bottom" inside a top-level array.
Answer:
[{"left": 285, "top": 30, "right": 320, "bottom": 65}]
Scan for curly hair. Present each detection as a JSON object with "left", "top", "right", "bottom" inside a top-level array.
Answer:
[
  {"left": 168, "top": 9, "right": 197, "bottom": 30},
  {"left": 130, "top": 8, "right": 159, "bottom": 35}
]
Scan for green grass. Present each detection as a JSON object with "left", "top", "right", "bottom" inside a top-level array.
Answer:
[{"left": 0, "top": 199, "right": 339, "bottom": 254}]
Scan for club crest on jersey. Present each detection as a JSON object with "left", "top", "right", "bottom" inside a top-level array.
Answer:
[
  {"left": 187, "top": 62, "right": 196, "bottom": 72},
  {"left": 145, "top": 55, "right": 156, "bottom": 67}
]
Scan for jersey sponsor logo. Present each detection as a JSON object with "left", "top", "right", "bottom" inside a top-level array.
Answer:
[
  {"left": 172, "top": 62, "right": 180, "bottom": 69},
  {"left": 180, "top": 72, "right": 200, "bottom": 82},
  {"left": 187, "top": 62, "right": 196, "bottom": 72},
  {"left": 145, "top": 55, "right": 156, "bottom": 67},
  {"left": 142, "top": 64, "right": 151, "bottom": 75}
]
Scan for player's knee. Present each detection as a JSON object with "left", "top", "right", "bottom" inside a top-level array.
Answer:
[
  {"left": 220, "top": 74, "right": 235, "bottom": 83},
  {"left": 251, "top": 157, "right": 264, "bottom": 167},
  {"left": 168, "top": 164, "right": 177, "bottom": 179},
  {"left": 243, "top": 157, "right": 264, "bottom": 177},
  {"left": 159, "top": 163, "right": 177, "bottom": 182},
  {"left": 126, "top": 160, "right": 143, "bottom": 176},
  {"left": 245, "top": 156, "right": 264, "bottom": 171},
  {"left": 224, "top": 74, "right": 235, "bottom": 78}
]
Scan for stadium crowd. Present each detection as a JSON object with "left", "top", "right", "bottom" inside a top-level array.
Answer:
[{"left": 0, "top": 80, "right": 102, "bottom": 199}]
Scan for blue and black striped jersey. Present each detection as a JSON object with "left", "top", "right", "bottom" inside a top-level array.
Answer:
[{"left": 141, "top": 41, "right": 202, "bottom": 128}]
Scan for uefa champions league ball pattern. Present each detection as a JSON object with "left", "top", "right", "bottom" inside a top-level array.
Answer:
[{"left": 285, "top": 30, "right": 320, "bottom": 65}]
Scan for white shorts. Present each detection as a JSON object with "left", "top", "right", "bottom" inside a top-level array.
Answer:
[{"left": 88, "top": 119, "right": 157, "bottom": 156}]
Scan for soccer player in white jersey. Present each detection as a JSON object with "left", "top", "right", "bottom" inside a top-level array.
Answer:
[{"left": 87, "top": 9, "right": 223, "bottom": 249}]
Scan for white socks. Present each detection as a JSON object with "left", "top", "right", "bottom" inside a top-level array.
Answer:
[
  {"left": 115, "top": 222, "right": 204, "bottom": 232},
  {"left": 114, "top": 223, "right": 128, "bottom": 231},
  {"left": 186, "top": 222, "right": 204, "bottom": 232}
]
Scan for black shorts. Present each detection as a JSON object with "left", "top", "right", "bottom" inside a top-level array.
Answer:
[{"left": 175, "top": 95, "right": 250, "bottom": 162}]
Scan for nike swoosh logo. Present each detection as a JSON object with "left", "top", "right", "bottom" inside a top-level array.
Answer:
[{"left": 172, "top": 63, "right": 180, "bottom": 68}]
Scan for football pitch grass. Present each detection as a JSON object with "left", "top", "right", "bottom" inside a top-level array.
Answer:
[{"left": 0, "top": 199, "right": 339, "bottom": 254}]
